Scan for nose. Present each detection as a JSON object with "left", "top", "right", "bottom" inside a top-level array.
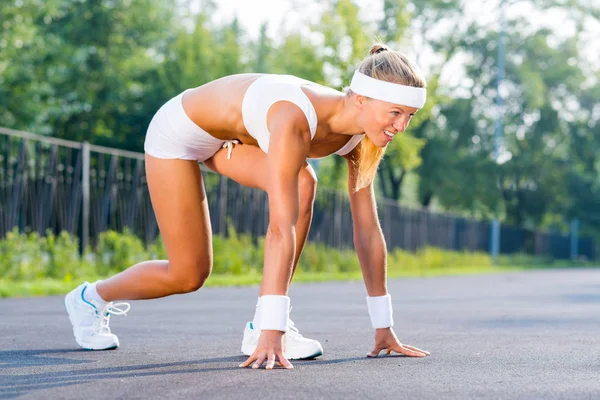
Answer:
[{"left": 393, "top": 117, "right": 409, "bottom": 133}]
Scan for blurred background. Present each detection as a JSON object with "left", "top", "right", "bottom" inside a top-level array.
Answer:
[{"left": 1, "top": 0, "right": 599, "bottom": 295}]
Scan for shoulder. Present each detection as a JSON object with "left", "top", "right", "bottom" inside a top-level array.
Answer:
[{"left": 267, "top": 100, "right": 311, "bottom": 134}]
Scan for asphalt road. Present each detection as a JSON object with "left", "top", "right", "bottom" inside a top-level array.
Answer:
[{"left": 1, "top": 268, "right": 599, "bottom": 399}]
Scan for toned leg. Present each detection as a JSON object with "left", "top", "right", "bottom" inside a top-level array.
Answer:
[
  {"left": 96, "top": 154, "right": 213, "bottom": 301},
  {"left": 206, "top": 145, "right": 323, "bottom": 360},
  {"left": 204, "top": 144, "right": 317, "bottom": 278}
]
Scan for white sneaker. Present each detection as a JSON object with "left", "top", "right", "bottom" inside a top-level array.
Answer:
[
  {"left": 64, "top": 282, "right": 130, "bottom": 350},
  {"left": 241, "top": 320, "right": 324, "bottom": 360}
]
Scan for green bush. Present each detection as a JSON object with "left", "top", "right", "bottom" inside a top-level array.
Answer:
[
  {"left": 212, "top": 225, "right": 263, "bottom": 275},
  {"left": 0, "top": 229, "right": 45, "bottom": 280},
  {"left": 0, "top": 227, "right": 577, "bottom": 292},
  {"left": 297, "top": 242, "right": 359, "bottom": 274},
  {"left": 496, "top": 253, "right": 553, "bottom": 267},
  {"left": 94, "top": 229, "right": 147, "bottom": 276},
  {"left": 386, "top": 247, "right": 492, "bottom": 277},
  {"left": 0, "top": 228, "right": 92, "bottom": 282},
  {"left": 43, "top": 230, "right": 86, "bottom": 279},
  {"left": 146, "top": 236, "right": 167, "bottom": 260}
]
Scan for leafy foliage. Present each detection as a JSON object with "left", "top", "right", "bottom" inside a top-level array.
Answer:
[{"left": 1, "top": 0, "right": 599, "bottom": 242}]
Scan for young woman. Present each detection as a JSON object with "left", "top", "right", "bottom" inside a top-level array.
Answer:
[{"left": 65, "top": 44, "right": 430, "bottom": 370}]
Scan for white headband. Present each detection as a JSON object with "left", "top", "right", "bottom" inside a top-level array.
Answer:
[{"left": 350, "top": 70, "right": 427, "bottom": 109}]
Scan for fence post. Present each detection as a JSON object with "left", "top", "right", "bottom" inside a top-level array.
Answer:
[
  {"left": 383, "top": 202, "right": 391, "bottom": 247},
  {"left": 490, "top": 219, "right": 500, "bottom": 264},
  {"left": 82, "top": 141, "right": 90, "bottom": 252},
  {"left": 570, "top": 218, "right": 579, "bottom": 261},
  {"left": 218, "top": 175, "right": 228, "bottom": 236},
  {"left": 334, "top": 191, "right": 343, "bottom": 248}
]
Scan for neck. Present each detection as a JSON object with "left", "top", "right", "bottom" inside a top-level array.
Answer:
[{"left": 327, "top": 92, "right": 364, "bottom": 136}]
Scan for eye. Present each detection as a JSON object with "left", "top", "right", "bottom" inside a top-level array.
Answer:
[{"left": 391, "top": 111, "right": 400, "bottom": 116}]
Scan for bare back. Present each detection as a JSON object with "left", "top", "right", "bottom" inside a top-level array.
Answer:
[{"left": 182, "top": 73, "right": 263, "bottom": 145}]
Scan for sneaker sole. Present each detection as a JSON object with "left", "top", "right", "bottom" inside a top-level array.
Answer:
[
  {"left": 82, "top": 345, "right": 119, "bottom": 351},
  {"left": 290, "top": 350, "right": 323, "bottom": 360}
]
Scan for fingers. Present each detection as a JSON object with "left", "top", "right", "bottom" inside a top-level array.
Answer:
[
  {"left": 368, "top": 342, "right": 430, "bottom": 358},
  {"left": 238, "top": 351, "right": 267, "bottom": 369},
  {"left": 403, "top": 344, "right": 430, "bottom": 356},
  {"left": 239, "top": 354, "right": 256, "bottom": 368},
  {"left": 367, "top": 346, "right": 384, "bottom": 358},
  {"left": 253, "top": 354, "right": 267, "bottom": 369},
  {"left": 240, "top": 330, "right": 294, "bottom": 370},
  {"left": 265, "top": 353, "right": 276, "bottom": 370},
  {"left": 394, "top": 344, "right": 428, "bottom": 357},
  {"left": 240, "top": 352, "right": 294, "bottom": 370},
  {"left": 277, "top": 351, "right": 294, "bottom": 370}
]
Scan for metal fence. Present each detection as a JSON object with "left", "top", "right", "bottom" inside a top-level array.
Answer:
[{"left": 0, "top": 127, "right": 595, "bottom": 260}]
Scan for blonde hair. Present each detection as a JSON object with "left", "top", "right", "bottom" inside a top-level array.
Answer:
[{"left": 350, "top": 43, "right": 427, "bottom": 192}]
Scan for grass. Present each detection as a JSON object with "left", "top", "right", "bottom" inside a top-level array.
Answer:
[
  {"left": 0, "top": 229, "right": 595, "bottom": 298},
  {"left": 0, "top": 263, "right": 575, "bottom": 298}
]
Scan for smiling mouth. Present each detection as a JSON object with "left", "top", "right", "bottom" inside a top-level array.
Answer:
[{"left": 384, "top": 130, "right": 395, "bottom": 138}]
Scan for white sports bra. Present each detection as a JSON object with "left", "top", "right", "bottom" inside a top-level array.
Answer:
[{"left": 241, "top": 74, "right": 363, "bottom": 158}]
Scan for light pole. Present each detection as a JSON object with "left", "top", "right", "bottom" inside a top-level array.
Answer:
[{"left": 491, "top": 0, "right": 506, "bottom": 263}]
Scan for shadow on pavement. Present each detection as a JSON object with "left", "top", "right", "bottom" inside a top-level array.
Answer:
[{"left": 0, "top": 351, "right": 371, "bottom": 398}]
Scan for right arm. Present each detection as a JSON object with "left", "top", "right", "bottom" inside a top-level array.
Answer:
[
  {"left": 240, "top": 101, "right": 311, "bottom": 370},
  {"left": 261, "top": 101, "right": 311, "bottom": 296}
]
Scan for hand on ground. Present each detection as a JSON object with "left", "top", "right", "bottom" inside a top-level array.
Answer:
[
  {"left": 239, "top": 330, "right": 293, "bottom": 370},
  {"left": 367, "top": 328, "right": 430, "bottom": 358}
]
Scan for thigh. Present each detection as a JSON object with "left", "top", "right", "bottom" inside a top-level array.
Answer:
[
  {"left": 145, "top": 154, "right": 212, "bottom": 273},
  {"left": 204, "top": 144, "right": 315, "bottom": 191}
]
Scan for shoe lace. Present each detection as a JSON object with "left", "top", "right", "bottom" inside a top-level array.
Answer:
[{"left": 93, "top": 302, "right": 131, "bottom": 334}]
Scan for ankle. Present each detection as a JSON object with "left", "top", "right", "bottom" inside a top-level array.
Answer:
[{"left": 84, "top": 281, "right": 109, "bottom": 306}]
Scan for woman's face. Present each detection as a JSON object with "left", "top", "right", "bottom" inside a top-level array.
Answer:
[{"left": 355, "top": 95, "right": 419, "bottom": 147}]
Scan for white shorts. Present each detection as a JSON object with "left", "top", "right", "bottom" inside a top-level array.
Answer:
[{"left": 144, "top": 90, "right": 225, "bottom": 161}]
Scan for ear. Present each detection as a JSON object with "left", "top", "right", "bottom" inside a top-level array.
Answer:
[{"left": 354, "top": 94, "right": 368, "bottom": 109}]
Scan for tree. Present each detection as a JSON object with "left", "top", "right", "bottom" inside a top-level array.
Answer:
[
  {"left": 376, "top": 0, "right": 468, "bottom": 203},
  {"left": 1, "top": 0, "right": 175, "bottom": 151},
  {"left": 269, "top": 34, "right": 325, "bottom": 82},
  {"left": 254, "top": 23, "right": 272, "bottom": 73}
]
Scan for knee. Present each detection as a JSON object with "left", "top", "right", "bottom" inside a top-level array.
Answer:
[
  {"left": 298, "top": 168, "right": 318, "bottom": 214},
  {"left": 169, "top": 260, "right": 212, "bottom": 294}
]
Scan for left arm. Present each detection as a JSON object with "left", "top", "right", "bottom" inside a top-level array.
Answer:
[
  {"left": 344, "top": 153, "right": 387, "bottom": 297},
  {"left": 343, "top": 147, "right": 429, "bottom": 358}
]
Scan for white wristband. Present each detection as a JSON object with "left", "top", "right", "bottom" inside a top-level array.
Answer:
[
  {"left": 259, "top": 295, "right": 290, "bottom": 332},
  {"left": 366, "top": 294, "right": 394, "bottom": 329}
]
